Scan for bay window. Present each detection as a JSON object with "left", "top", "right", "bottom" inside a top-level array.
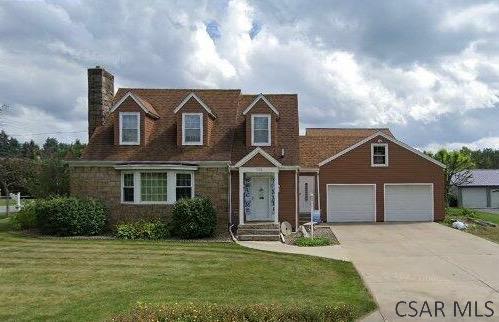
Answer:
[{"left": 121, "top": 171, "right": 194, "bottom": 204}]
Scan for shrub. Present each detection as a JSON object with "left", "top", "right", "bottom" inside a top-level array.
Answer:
[
  {"left": 9, "top": 200, "right": 39, "bottom": 230},
  {"left": 115, "top": 221, "right": 169, "bottom": 240},
  {"left": 295, "top": 236, "right": 331, "bottom": 247},
  {"left": 461, "top": 208, "right": 476, "bottom": 219},
  {"left": 447, "top": 193, "right": 458, "bottom": 207},
  {"left": 36, "top": 197, "right": 107, "bottom": 236},
  {"left": 113, "top": 303, "right": 357, "bottom": 322},
  {"left": 170, "top": 197, "right": 217, "bottom": 239}
]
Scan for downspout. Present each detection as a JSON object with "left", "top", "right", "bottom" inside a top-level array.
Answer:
[
  {"left": 295, "top": 169, "right": 298, "bottom": 232},
  {"left": 228, "top": 164, "right": 232, "bottom": 226}
]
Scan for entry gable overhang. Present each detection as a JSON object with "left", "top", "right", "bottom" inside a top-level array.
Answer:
[
  {"left": 234, "top": 147, "right": 282, "bottom": 167},
  {"left": 110, "top": 91, "right": 160, "bottom": 118},
  {"left": 318, "top": 131, "right": 446, "bottom": 168},
  {"left": 242, "top": 94, "right": 280, "bottom": 116},
  {"left": 174, "top": 92, "right": 217, "bottom": 118}
]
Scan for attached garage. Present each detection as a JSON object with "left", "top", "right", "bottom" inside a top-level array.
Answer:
[
  {"left": 384, "top": 184, "right": 433, "bottom": 221},
  {"left": 327, "top": 184, "right": 376, "bottom": 222},
  {"left": 461, "top": 187, "right": 487, "bottom": 208}
]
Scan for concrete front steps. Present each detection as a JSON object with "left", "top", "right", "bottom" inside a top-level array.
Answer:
[{"left": 237, "top": 223, "right": 280, "bottom": 241}]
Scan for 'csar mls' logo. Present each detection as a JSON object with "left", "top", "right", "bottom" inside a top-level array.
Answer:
[{"left": 395, "top": 301, "right": 495, "bottom": 318}]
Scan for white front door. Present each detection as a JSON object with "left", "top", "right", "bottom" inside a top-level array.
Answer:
[
  {"left": 299, "top": 176, "right": 315, "bottom": 213},
  {"left": 248, "top": 176, "right": 272, "bottom": 221}
]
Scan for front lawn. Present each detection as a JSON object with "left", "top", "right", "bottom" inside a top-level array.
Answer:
[
  {"left": 0, "top": 218, "right": 375, "bottom": 321},
  {"left": 444, "top": 208, "right": 499, "bottom": 243}
]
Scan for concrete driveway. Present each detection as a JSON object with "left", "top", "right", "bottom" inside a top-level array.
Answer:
[{"left": 332, "top": 223, "right": 499, "bottom": 321}]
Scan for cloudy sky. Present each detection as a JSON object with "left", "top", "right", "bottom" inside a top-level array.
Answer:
[{"left": 1, "top": 0, "right": 499, "bottom": 151}]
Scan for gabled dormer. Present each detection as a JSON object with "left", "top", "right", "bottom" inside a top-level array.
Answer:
[
  {"left": 110, "top": 91, "right": 159, "bottom": 146},
  {"left": 243, "top": 94, "right": 279, "bottom": 147},
  {"left": 174, "top": 92, "right": 216, "bottom": 146}
]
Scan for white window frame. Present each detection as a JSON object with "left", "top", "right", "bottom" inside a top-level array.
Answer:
[
  {"left": 119, "top": 112, "right": 140, "bottom": 145},
  {"left": 120, "top": 171, "right": 195, "bottom": 205},
  {"left": 175, "top": 172, "right": 195, "bottom": 201},
  {"left": 182, "top": 113, "right": 203, "bottom": 145},
  {"left": 371, "top": 143, "right": 388, "bottom": 167},
  {"left": 251, "top": 114, "right": 271, "bottom": 146}
]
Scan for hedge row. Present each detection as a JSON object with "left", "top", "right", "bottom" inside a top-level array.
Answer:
[{"left": 10, "top": 197, "right": 107, "bottom": 236}]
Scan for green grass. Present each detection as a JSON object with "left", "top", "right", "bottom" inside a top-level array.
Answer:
[
  {"left": 445, "top": 208, "right": 499, "bottom": 243},
  {"left": 0, "top": 218, "right": 375, "bottom": 321},
  {"left": 295, "top": 236, "right": 331, "bottom": 247},
  {"left": 0, "top": 199, "right": 12, "bottom": 206}
]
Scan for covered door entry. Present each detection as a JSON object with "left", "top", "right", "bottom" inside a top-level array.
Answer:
[
  {"left": 299, "top": 176, "right": 315, "bottom": 213},
  {"left": 245, "top": 175, "right": 274, "bottom": 221}
]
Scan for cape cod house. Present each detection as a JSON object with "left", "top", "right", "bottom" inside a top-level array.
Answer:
[{"left": 69, "top": 67, "right": 445, "bottom": 240}]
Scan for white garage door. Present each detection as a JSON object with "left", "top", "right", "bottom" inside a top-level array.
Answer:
[
  {"left": 462, "top": 187, "right": 487, "bottom": 208},
  {"left": 327, "top": 185, "right": 375, "bottom": 222},
  {"left": 385, "top": 184, "right": 433, "bottom": 221}
]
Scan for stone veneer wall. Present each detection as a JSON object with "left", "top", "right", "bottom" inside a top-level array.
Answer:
[{"left": 69, "top": 166, "right": 229, "bottom": 231}]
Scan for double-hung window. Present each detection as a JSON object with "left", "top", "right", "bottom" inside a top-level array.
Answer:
[
  {"left": 182, "top": 113, "right": 203, "bottom": 145},
  {"left": 122, "top": 173, "right": 135, "bottom": 202},
  {"left": 121, "top": 172, "right": 194, "bottom": 204},
  {"left": 119, "top": 112, "right": 140, "bottom": 145},
  {"left": 371, "top": 143, "right": 388, "bottom": 167},
  {"left": 251, "top": 114, "right": 271, "bottom": 146},
  {"left": 176, "top": 173, "right": 193, "bottom": 201}
]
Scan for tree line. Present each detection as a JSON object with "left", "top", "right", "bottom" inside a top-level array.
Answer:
[{"left": 0, "top": 131, "right": 87, "bottom": 209}]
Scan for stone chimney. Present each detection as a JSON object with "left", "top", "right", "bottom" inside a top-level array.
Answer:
[{"left": 88, "top": 66, "right": 114, "bottom": 140}]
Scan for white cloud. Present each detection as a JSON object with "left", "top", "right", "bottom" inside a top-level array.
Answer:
[
  {"left": 440, "top": 3, "right": 499, "bottom": 32},
  {"left": 421, "top": 136, "right": 499, "bottom": 152},
  {"left": 0, "top": 0, "right": 499, "bottom": 149}
]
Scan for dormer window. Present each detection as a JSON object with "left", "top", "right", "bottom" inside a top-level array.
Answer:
[
  {"left": 251, "top": 114, "right": 271, "bottom": 146},
  {"left": 119, "top": 112, "right": 140, "bottom": 145},
  {"left": 182, "top": 113, "right": 203, "bottom": 145},
  {"left": 371, "top": 143, "right": 388, "bottom": 167}
]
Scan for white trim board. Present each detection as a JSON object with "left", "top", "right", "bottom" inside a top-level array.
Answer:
[
  {"left": 242, "top": 94, "right": 279, "bottom": 116},
  {"left": 234, "top": 147, "right": 282, "bottom": 168},
  {"left": 110, "top": 92, "right": 159, "bottom": 118},
  {"left": 318, "top": 131, "right": 446, "bottom": 168},
  {"left": 174, "top": 92, "right": 216, "bottom": 118}
]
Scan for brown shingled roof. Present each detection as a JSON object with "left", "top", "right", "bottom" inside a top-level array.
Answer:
[
  {"left": 299, "top": 128, "right": 396, "bottom": 168},
  {"left": 82, "top": 89, "right": 300, "bottom": 165},
  {"left": 305, "top": 128, "right": 394, "bottom": 138}
]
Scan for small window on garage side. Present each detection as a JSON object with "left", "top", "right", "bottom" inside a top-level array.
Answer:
[
  {"left": 176, "top": 173, "right": 193, "bottom": 201},
  {"left": 122, "top": 173, "right": 135, "bottom": 202},
  {"left": 371, "top": 143, "right": 388, "bottom": 167}
]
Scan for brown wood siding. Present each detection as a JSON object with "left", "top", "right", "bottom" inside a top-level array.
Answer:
[
  {"left": 243, "top": 153, "right": 276, "bottom": 167},
  {"left": 113, "top": 96, "right": 148, "bottom": 146},
  {"left": 279, "top": 170, "right": 297, "bottom": 229},
  {"left": 175, "top": 97, "right": 210, "bottom": 146},
  {"left": 319, "top": 135, "right": 445, "bottom": 222}
]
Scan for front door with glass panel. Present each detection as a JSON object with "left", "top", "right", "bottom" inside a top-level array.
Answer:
[{"left": 247, "top": 176, "right": 272, "bottom": 221}]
